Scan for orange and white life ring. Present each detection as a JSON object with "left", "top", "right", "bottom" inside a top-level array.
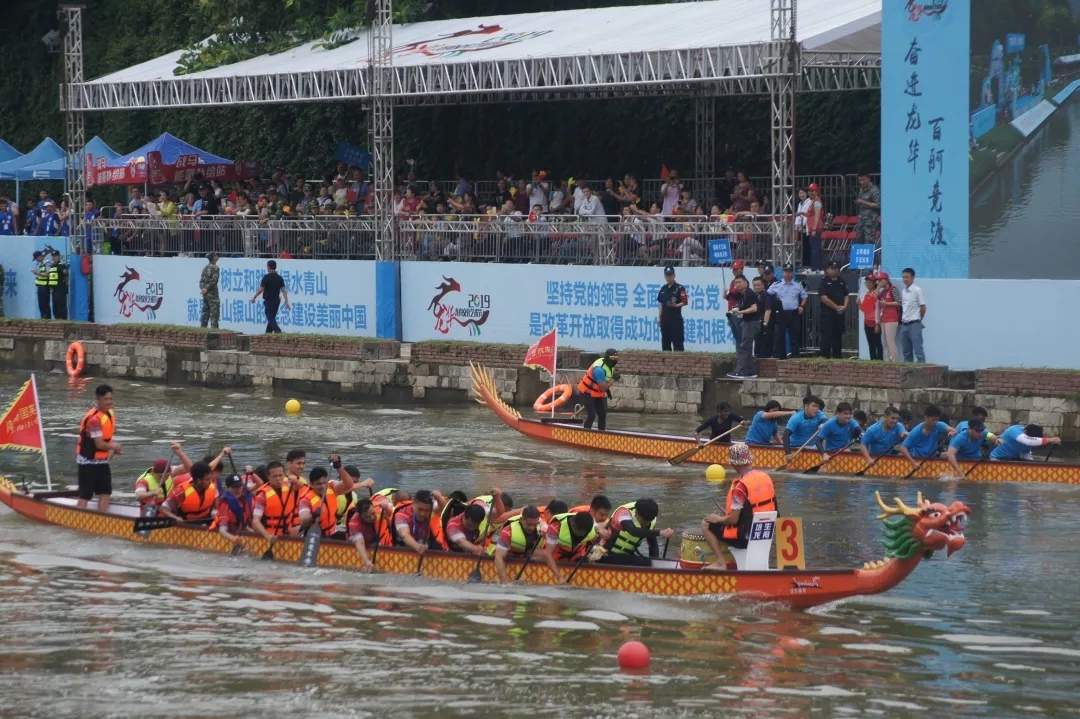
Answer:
[
  {"left": 533, "top": 384, "right": 573, "bottom": 413},
  {"left": 65, "top": 341, "right": 86, "bottom": 378}
]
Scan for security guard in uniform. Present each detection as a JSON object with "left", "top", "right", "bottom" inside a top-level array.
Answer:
[
  {"left": 48, "top": 249, "right": 68, "bottom": 320},
  {"left": 656, "top": 265, "right": 688, "bottom": 351},
  {"left": 576, "top": 348, "right": 618, "bottom": 431},
  {"left": 33, "top": 251, "right": 51, "bottom": 319}
]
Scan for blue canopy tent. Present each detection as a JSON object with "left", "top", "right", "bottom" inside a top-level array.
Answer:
[
  {"left": 0, "top": 138, "right": 66, "bottom": 203},
  {"left": 16, "top": 136, "right": 122, "bottom": 181},
  {"left": 91, "top": 132, "right": 243, "bottom": 186},
  {"left": 0, "top": 139, "right": 21, "bottom": 163}
]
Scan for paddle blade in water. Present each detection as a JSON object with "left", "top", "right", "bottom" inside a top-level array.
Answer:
[{"left": 132, "top": 516, "right": 175, "bottom": 533}]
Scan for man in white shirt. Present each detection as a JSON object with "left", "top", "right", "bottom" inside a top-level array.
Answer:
[
  {"left": 578, "top": 185, "right": 605, "bottom": 222},
  {"left": 898, "top": 267, "right": 926, "bottom": 363},
  {"left": 527, "top": 171, "right": 549, "bottom": 212}
]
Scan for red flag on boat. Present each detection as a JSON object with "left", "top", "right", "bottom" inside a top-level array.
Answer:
[
  {"left": 0, "top": 378, "right": 45, "bottom": 454},
  {"left": 523, "top": 329, "right": 558, "bottom": 377}
]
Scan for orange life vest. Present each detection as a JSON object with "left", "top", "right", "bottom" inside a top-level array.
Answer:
[
  {"left": 576, "top": 360, "right": 611, "bottom": 399},
  {"left": 172, "top": 479, "right": 219, "bottom": 521},
  {"left": 308, "top": 485, "right": 339, "bottom": 535},
  {"left": 77, "top": 407, "right": 115, "bottom": 461},
  {"left": 257, "top": 482, "right": 297, "bottom": 536},
  {"left": 348, "top": 495, "right": 394, "bottom": 547},
  {"left": 391, "top": 500, "right": 448, "bottom": 550},
  {"left": 722, "top": 470, "right": 777, "bottom": 542}
]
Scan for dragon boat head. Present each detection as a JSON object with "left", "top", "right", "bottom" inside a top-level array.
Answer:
[{"left": 875, "top": 491, "right": 971, "bottom": 559}]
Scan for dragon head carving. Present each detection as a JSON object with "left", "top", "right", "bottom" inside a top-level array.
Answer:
[{"left": 875, "top": 491, "right": 970, "bottom": 559}]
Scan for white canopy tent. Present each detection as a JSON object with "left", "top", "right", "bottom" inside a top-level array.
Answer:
[{"left": 71, "top": 0, "right": 880, "bottom": 110}]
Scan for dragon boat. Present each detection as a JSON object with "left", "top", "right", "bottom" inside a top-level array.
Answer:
[
  {"left": 470, "top": 364, "right": 1080, "bottom": 485},
  {"left": 0, "top": 476, "right": 967, "bottom": 610}
]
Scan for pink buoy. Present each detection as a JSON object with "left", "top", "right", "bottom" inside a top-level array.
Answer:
[{"left": 617, "top": 640, "right": 651, "bottom": 671}]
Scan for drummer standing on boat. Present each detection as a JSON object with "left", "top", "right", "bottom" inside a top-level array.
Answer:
[{"left": 76, "top": 384, "right": 121, "bottom": 512}]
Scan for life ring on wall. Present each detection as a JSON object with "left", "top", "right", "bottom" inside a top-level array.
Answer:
[
  {"left": 533, "top": 384, "right": 573, "bottom": 413},
  {"left": 65, "top": 341, "right": 86, "bottom": 378}
]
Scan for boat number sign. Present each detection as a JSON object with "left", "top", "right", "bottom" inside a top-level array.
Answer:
[{"left": 776, "top": 517, "right": 806, "bottom": 570}]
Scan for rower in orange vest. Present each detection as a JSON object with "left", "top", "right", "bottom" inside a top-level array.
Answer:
[
  {"left": 296, "top": 463, "right": 358, "bottom": 539},
  {"left": 159, "top": 461, "right": 219, "bottom": 523},
  {"left": 701, "top": 442, "right": 778, "bottom": 571},
  {"left": 493, "top": 499, "right": 567, "bottom": 531},
  {"left": 568, "top": 494, "right": 613, "bottom": 541},
  {"left": 210, "top": 474, "right": 253, "bottom": 546},
  {"left": 347, "top": 494, "right": 396, "bottom": 571},
  {"left": 251, "top": 461, "right": 298, "bottom": 550},
  {"left": 391, "top": 489, "right": 448, "bottom": 554}
]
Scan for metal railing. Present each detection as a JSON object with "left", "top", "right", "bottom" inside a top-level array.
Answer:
[{"left": 91, "top": 213, "right": 780, "bottom": 265}]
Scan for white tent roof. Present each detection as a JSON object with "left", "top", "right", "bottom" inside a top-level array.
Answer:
[{"left": 90, "top": 0, "right": 880, "bottom": 85}]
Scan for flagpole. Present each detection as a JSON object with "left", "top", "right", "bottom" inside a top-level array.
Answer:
[
  {"left": 550, "top": 329, "right": 558, "bottom": 418},
  {"left": 30, "top": 374, "right": 52, "bottom": 491}
]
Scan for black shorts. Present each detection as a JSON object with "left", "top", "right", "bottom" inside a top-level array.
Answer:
[{"left": 77, "top": 463, "right": 112, "bottom": 500}]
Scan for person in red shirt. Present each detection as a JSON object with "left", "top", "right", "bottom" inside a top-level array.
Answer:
[
  {"left": 723, "top": 260, "right": 747, "bottom": 344},
  {"left": 492, "top": 505, "right": 545, "bottom": 584},
  {"left": 392, "top": 489, "right": 447, "bottom": 554},
  {"left": 875, "top": 271, "right": 901, "bottom": 362},
  {"left": 445, "top": 504, "right": 488, "bottom": 556},
  {"left": 347, "top": 496, "right": 395, "bottom": 571},
  {"left": 860, "top": 274, "right": 883, "bottom": 360}
]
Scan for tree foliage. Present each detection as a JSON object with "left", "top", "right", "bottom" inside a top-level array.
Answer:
[{"left": 0, "top": 0, "right": 880, "bottom": 187}]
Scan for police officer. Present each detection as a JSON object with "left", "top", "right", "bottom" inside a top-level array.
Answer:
[
  {"left": 200, "top": 252, "right": 221, "bottom": 328},
  {"left": 818, "top": 260, "right": 849, "bottom": 358},
  {"left": 656, "top": 265, "right": 688, "bottom": 351},
  {"left": 33, "top": 251, "right": 51, "bottom": 319},
  {"left": 48, "top": 249, "right": 69, "bottom": 320},
  {"left": 576, "top": 349, "right": 618, "bottom": 431},
  {"left": 766, "top": 263, "right": 807, "bottom": 359}
]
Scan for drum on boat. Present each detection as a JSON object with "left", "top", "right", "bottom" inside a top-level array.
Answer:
[{"left": 679, "top": 529, "right": 734, "bottom": 570}]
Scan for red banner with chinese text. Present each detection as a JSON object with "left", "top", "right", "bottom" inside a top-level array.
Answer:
[
  {"left": 0, "top": 379, "right": 44, "bottom": 454},
  {"left": 523, "top": 329, "right": 557, "bottom": 377}
]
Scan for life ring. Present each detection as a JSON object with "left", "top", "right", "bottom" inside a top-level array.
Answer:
[
  {"left": 65, "top": 341, "right": 86, "bottom": 378},
  {"left": 533, "top": 384, "right": 573, "bottom": 413}
]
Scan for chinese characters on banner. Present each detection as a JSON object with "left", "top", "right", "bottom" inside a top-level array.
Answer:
[{"left": 882, "top": 1, "right": 969, "bottom": 278}]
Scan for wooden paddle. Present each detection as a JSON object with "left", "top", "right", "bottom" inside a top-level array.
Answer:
[
  {"left": 662, "top": 536, "right": 670, "bottom": 559},
  {"left": 415, "top": 550, "right": 426, "bottom": 576},
  {"left": 133, "top": 516, "right": 175, "bottom": 532},
  {"left": 855, "top": 451, "right": 890, "bottom": 476},
  {"left": 804, "top": 435, "right": 860, "bottom": 474},
  {"left": 902, "top": 438, "right": 948, "bottom": 479},
  {"left": 775, "top": 428, "right": 822, "bottom": 472},
  {"left": 668, "top": 423, "right": 743, "bottom": 466},
  {"left": 467, "top": 500, "right": 496, "bottom": 583},
  {"left": 564, "top": 547, "right": 593, "bottom": 584},
  {"left": 299, "top": 520, "right": 323, "bottom": 567},
  {"left": 514, "top": 535, "right": 543, "bottom": 582}
]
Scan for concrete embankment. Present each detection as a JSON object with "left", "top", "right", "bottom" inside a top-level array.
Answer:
[{"left": 2, "top": 320, "right": 1078, "bottom": 441}]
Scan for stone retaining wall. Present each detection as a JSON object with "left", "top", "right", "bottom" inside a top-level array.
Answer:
[
  {"left": 772, "top": 359, "right": 947, "bottom": 389},
  {"left": 976, "top": 368, "right": 1080, "bottom": 397}
]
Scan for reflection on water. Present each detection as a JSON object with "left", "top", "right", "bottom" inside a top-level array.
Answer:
[
  {"left": 1, "top": 372, "right": 1079, "bottom": 717},
  {"left": 972, "top": 99, "right": 1080, "bottom": 278}
]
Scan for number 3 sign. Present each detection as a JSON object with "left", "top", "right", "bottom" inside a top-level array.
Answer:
[{"left": 775, "top": 517, "right": 805, "bottom": 570}]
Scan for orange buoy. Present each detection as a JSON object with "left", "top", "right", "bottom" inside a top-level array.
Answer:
[
  {"left": 533, "top": 383, "right": 573, "bottom": 413},
  {"left": 65, "top": 341, "right": 86, "bottom": 378},
  {"left": 617, "top": 640, "right": 650, "bottom": 671}
]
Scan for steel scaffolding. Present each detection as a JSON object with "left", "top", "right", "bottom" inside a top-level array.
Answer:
[
  {"left": 368, "top": 0, "right": 395, "bottom": 261},
  {"left": 60, "top": 4, "right": 86, "bottom": 243},
  {"left": 769, "top": 0, "right": 798, "bottom": 265},
  {"left": 693, "top": 97, "right": 715, "bottom": 205}
]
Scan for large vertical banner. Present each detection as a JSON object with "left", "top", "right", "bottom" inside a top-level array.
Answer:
[{"left": 882, "top": 1, "right": 970, "bottom": 278}]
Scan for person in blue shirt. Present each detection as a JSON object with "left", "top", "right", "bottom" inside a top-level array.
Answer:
[
  {"left": 39, "top": 202, "right": 60, "bottom": 236},
  {"left": 900, "top": 404, "right": 956, "bottom": 465},
  {"left": 858, "top": 406, "right": 908, "bottom": 460},
  {"left": 783, "top": 395, "right": 828, "bottom": 457},
  {"left": 745, "top": 400, "right": 795, "bottom": 445},
  {"left": 990, "top": 423, "right": 1061, "bottom": 461},
  {"left": 22, "top": 200, "right": 39, "bottom": 235},
  {"left": 954, "top": 406, "right": 988, "bottom": 435},
  {"left": 816, "top": 402, "right": 862, "bottom": 455},
  {"left": 945, "top": 419, "right": 997, "bottom": 475},
  {"left": 0, "top": 199, "right": 15, "bottom": 235}
]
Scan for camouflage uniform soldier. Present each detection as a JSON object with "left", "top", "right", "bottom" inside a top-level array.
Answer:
[
  {"left": 854, "top": 172, "right": 881, "bottom": 246},
  {"left": 199, "top": 253, "right": 221, "bottom": 328}
]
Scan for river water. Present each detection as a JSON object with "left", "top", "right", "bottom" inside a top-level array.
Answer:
[
  {"left": 971, "top": 97, "right": 1080, "bottom": 279},
  {"left": 1, "top": 371, "right": 1078, "bottom": 718}
]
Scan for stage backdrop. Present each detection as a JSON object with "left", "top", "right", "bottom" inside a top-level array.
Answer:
[
  {"left": 881, "top": 1, "right": 970, "bottom": 278},
  {"left": 92, "top": 255, "right": 376, "bottom": 336},
  {"left": 400, "top": 261, "right": 742, "bottom": 352}
]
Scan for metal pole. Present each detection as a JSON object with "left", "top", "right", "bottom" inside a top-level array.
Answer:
[
  {"left": 31, "top": 374, "right": 53, "bottom": 491},
  {"left": 694, "top": 97, "right": 715, "bottom": 203},
  {"left": 60, "top": 4, "right": 87, "bottom": 249},
  {"left": 769, "top": 0, "right": 798, "bottom": 267},
  {"left": 369, "top": 0, "right": 395, "bottom": 260}
]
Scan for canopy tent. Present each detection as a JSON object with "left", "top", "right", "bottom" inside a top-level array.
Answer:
[
  {"left": 0, "top": 139, "right": 21, "bottom": 163},
  {"left": 0, "top": 138, "right": 67, "bottom": 203},
  {"left": 69, "top": 0, "right": 881, "bottom": 111},
  {"left": 14, "top": 135, "right": 122, "bottom": 182},
  {"left": 86, "top": 131, "right": 253, "bottom": 186}
]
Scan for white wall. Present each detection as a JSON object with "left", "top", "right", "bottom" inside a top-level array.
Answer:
[{"left": 92, "top": 255, "right": 376, "bottom": 336}]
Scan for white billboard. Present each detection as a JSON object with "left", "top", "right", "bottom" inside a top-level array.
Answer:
[
  {"left": 400, "top": 261, "right": 740, "bottom": 352},
  {"left": 92, "top": 255, "right": 376, "bottom": 336}
]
